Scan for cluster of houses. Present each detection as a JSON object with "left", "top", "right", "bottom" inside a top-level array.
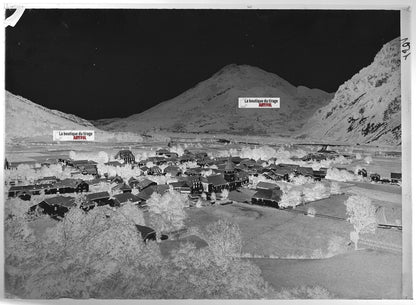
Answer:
[{"left": 6, "top": 147, "right": 402, "bottom": 220}]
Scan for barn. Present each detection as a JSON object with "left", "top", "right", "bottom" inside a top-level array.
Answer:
[
  {"left": 111, "top": 182, "right": 132, "bottom": 194},
  {"left": 83, "top": 191, "right": 112, "bottom": 210},
  {"left": 54, "top": 179, "right": 89, "bottom": 194},
  {"left": 163, "top": 165, "right": 181, "bottom": 176},
  {"left": 201, "top": 175, "right": 229, "bottom": 193},
  {"left": 391, "top": 173, "right": 402, "bottom": 183},
  {"left": 169, "top": 181, "right": 191, "bottom": 194},
  {"left": 112, "top": 193, "right": 142, "bottom": 206},
  {"left": 137, "top": 178, "right": 157, "bottom": 191},
  {"left": 251, "top": 188, "right": 283, "bottom": 208},
  {"left": 38, "top": 196, "right": 76, "bottom": 218},
  {"left": 137, "top": 185, "right": 170, "bottom": 202}
]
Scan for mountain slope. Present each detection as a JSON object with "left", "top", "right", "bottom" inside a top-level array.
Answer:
[
  {"left": 5, "top": 91, "right": 143, "bottom": 143},
  {"left": 94, "top": 64, "right": 333, "bottom": 135},
  {"left": 300, "top": 38, "right": 401, "bottom": 145}
]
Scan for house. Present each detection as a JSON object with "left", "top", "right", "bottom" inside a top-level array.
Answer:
[
  {"left": 128, "top": 177, "right": 141, "bottom": 188},
  {"left": 163, "top": 165, "right": 181, "bottom": 177},
  {"left": 137, "top": 160, "right": 147, "bottom": 167},
  {"left": 156, "top": 148, "right": 170, "bottom": 156},
  {"left": 357, "top": 168, "right": 368, "bottom": 178},
  {"left": 110, "top": 176, "right": 124, "bottom": 184},
  {"left": 301, "top": 153, "right": 328, "bottom": 162},
  {"left": 111, "top": 182, "right": 132, "bottom": 193},
  {"left": 271, "top": 168, "right": 290, "bottom": 181},
  {"left": 251, "top": 188, "right": 283, "bottom": 209},
  {"left": 38, "top": 196, "right": 76, "bottom": 218},
  {"left": 148, "top": 156, "right": 168, "bottom": 165},
  {"left": 140, "top": 166, "right": 149, "bottom": 174},
  {"left": 179, "top": 155, "right": 194, "bottom": 163},
  {"left": 81, "top": 165, "right": 98, "bottom": 176},
  {"left": 185, "top": 176, "right": 203, "bottom": 193},
  {"left": 105, "top": 161, "right": 124, "bottom": 167},
  {"left": 112, "top": 193, "right": 142, "bottom": 206},
  {"left": 195, "top": 152, "right": 208, "bottom": 159},
  {"left": 391, "top": 173, "right": 402, "bottom": 183},
  {"left": 83, "top": 191, "right": 112, "bottom": 210},
  {"left": 169, "top": 181, "right": 191, "bottom": 194},
  {"left": 277, "top": 163, "right": 300, "bottom": 171},
  {"left": 256, "top": 181, "right": 279, "bottom": 190},
  {"left": 201, "top": 174, "right": 229, "bottom": 193},
  {"left": 54, "top": 179, "right": 89, "bottom": 194},
  {"left": 164, "top": 152, "right": 179, "bottom": 158},
  {"left": 115, "top": 150, "right": 135, "bottom": 164},
  {"left": 184, "top": 167, "right": 204, "bottom": 176},
  {"left": 71, "top": 160, "right": 98, "bottom": 168},
  {"left": 35, "top": 176, "right": 59, "bottom": 185},
  {"left": 155, "top": 149, "right": 178, "bottom": 158},
  {"left": 8, "top": 185, "right": 32, "bottom": 200},
  {"left": 137, "top": 178, "right": 157, "bottom": 191},
  {"left": 137, "top": 185, "right": 170, "bottom": 202},
  {"left": 313, "top": 170, "right": 326, "bottom": 180},
  {"left": 296, "top": 167, "right": 314, "bottom": 178},
  {"left": 370, "top": 173, "right": 381, "bottom": 182},
  {"left": 148, "top": 166, "right": 163, "bottom": 176},
  {"left": 235, "top": 172, "right": 249, "bottom": 187},
  {"left": 8, "top": 182, "right": 64, "bottom": 200}
]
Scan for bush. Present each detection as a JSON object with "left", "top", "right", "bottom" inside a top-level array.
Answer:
[
  {"left": 326, "top": 168, "right": 362, "bottom": 182},
  {"left": 303, "top": 182, "right": 329, "bottom": 202},
  {"left": 307, "top": 207, "right": 316, "bottom": 217},
  {"left": 280, "top": 189, "right": 302, "bottom": 208},
  {"left": 329, "top": 182, "right": 342, "bottom": 195},
  {"left": 274, "top": 285, "right": 335, "bottom": 299},
  {"left": 364, "top": 156, "right": 373, "bottom": 164}
]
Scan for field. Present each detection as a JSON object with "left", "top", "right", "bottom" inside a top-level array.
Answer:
[{"left": 4, "top": 137, "right": 404, "bottom": 299}]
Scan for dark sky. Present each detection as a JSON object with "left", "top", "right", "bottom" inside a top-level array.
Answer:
[{"left": 6, "top": 9, "right": 400, "bottom": 120}]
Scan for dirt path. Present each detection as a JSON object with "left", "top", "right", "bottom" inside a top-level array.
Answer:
[{"left": 248, "top": 249, "right": 402, "bottom": 299}]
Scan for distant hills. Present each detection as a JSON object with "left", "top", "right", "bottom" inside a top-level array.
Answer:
[
  {"left": 6, "top": 38, "right": 401, "bottom": 146},
  {"left": 92, "top": 64, "right": 333, "bottom": 136}
]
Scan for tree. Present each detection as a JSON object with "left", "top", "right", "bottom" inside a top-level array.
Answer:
[
  {"left": 147, "top": 190, "right": 189, "bottom": 240},
  {"left": 210, "top": 192, "right": 217, "bottom": 203},
  {"left": 344, "top": 195, "right": 377, "bottom": 250},
  {"left": 221, "top": 189, "right": 229, "bottom": 200}
]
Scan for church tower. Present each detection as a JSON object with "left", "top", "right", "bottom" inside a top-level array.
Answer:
[{"left": 224, "top": 157, "right": 236, "bottom": 182}]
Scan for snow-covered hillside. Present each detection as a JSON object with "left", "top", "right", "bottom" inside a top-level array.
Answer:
[
  {"left": 300, "top": 38, "right": 401, "bottom": 145},
  {"left": 93, "top": 64, "right": 332, "bottom": 136},
  {"left": 5, "top": 91, "right": 143, "bottom": 143}
]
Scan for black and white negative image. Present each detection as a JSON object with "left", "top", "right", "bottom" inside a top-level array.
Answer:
[{"left": 4, "top": 9, "right": 406, "bottom": 299}]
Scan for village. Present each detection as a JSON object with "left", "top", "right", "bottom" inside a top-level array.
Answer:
[
  {"left": 4, "top": 142, "right": 402, "bottom": 242},
  {"left": 2, "top": 138, "right": 404, "bottom": 298}
]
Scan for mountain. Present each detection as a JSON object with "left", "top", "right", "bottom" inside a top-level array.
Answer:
[
  {"left": 5, "top": 91, "right": 142, "bottom": 143},
  {"left": 93, "top": 64, "right": 332, "bottom": 136},
  {"left": 300, "top": 37, "right": 401, "bottom": 145},
  {"left": 6, "top": 91, "right": 96, "bottom": 141}
]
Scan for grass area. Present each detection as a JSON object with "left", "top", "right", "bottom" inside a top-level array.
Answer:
[
  {"left": 27, "top": 215, "right": 58, "bottom": 239},
  {"left": 250, "top": 249, "right": 402, "bottom": 299}
]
